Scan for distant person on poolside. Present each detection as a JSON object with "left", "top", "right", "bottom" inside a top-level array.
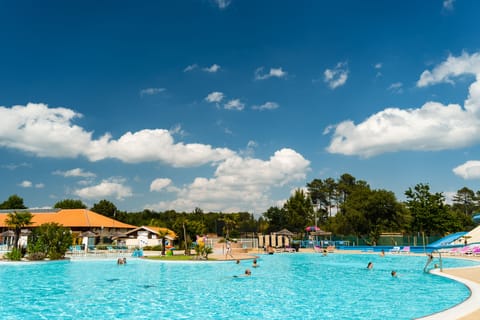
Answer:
[
  {"left": 367, "top": 262, "right": 373, "bottom": 270},
  {"left": 225, "top": 240, "right": 234, "bottom": 259},
  {"left": 252, "top": 259, "right": 258, "bottom": 268}
]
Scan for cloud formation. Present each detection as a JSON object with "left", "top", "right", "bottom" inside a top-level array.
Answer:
[
  {"left": 140, "top": 88, "right": 166, "bottom": 97},
  {"left": 150, "top": 178, "right": 172, "bottom": 192},
  {"left": 205, "top": 91, "right": 224, "bottom": 103},
  {"left": 255, "top": 67, "right": 287, "bottom": 80},
  {"left": 203, "top": 64, "right": 221, "bottom": 73},
  {"left": 252, "top": 102, "right": 279, "bottom": 111},
  {"left": 213, "top": 0, "right": 231, "bottom": 9},
  {"left": 145, "top": 148, "right": 310, "bottom": 213},
  {"left": 324, "top": 62, "right": 349, "bottom": 89},
  {"left": 73, "top": 178, "right": 132, "bottom": 200},
  {"left": 53, "top": 168, "right": 96, "bottom": 178},
  {"left": 453, "top": 161, "right": 480, "bottom": 179},
  {"left": 224, "top": 99, "right": 245, "bottom": 111},
  {"left": 0, "top": 103, "right": 235, "bottom": 167},
  {"left": 325, "top": 52, "right": 480, "bottom": 158}
]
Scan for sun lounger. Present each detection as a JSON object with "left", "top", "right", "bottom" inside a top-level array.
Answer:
[
  {"left": 389, "top": 246, "right": 400, "bottom": 254},
  {"left": 400, "top": 246, "right": 410, "bottom": 254},
  {"left": 460, "top": 246, "right": 473, "bottom": 255},
  {"left": 472, "top": 246, "right": 480, "bottom": 256}
]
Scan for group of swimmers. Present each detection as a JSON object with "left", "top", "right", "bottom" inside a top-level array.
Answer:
[
  {"left": 117, "top": 257, "right": 127, "bottom": 265},
  {"left": 234, "top": 258, "right": 258, "bottom": 277}
]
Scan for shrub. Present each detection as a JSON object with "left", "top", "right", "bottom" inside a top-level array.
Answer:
[{"left": 5, "top": 248, "right": 22, "bottom": 261}]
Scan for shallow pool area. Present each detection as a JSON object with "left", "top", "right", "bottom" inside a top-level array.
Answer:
[{"left": 0, "top": 253, "right": 478, "bottom": 319}]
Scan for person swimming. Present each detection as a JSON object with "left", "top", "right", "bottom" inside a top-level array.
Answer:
[
  {"left": 252, "top": 259, "right": 258, "bottom": 268},
  {"left": 367, "top": 261, "right": 373, "bottom": 270}
]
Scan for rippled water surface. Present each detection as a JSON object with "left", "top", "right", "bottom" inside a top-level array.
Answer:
[{"left": 0, "top": 253, "right": 477, "bottom": 319}]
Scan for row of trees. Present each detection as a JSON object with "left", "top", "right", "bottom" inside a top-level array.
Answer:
[{"left": 1, "top": 173, "right": 478, "bottom": 253}]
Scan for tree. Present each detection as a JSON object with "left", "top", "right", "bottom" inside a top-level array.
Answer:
[
  {"left": 54, "top": 199, "right": 87, "bottom": 209},
  {"left": 452, "top": 187, "right": 476, "bottom": 216},
  {"left": 5, "top": 211, "right": 33, "bottom": 248},
  {"left": 405, "top": 183, "right": 452, "bottom": 236},
  {"left": 27, "top": 223, "right": 73, "bottom": 260},
  {"left": 283, "top": 189, "right": 314, "bottom": 232},
  {"left": 263, "top": 206, "right": 287, "bottom": 233},
  {"left": 91, "top": 200, "right": 118, "bottom": 218},
  {"left": 0, "top": 194, "right": 27, "bottom": 209}
]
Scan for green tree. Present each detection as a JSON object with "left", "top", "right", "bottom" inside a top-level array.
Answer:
[
  {"left": 5, "top": 211, "right": 33, "bottom": 249},
  {"left": 28, "top": 223, "right": 73, "bottom": 260},
  {"left": 91, "top": 199, "right": 118, "bottom": 218},
  {"left": 405, "top": 183, "right": 452, "bottom": 236},
  {"left": 263, "top": 206, "right": 287, "bottom": 233},
  {"left": 283, "top": 189, "right": 314, "bottom": 232},
  {"left": 0, "top": 194, "right": 27, "bottom": 209},
  {"left": 54, "top": 199, "right": 87, "bottom": 209},
  {"left": 452, "top": 187, "right": 476, "bottom": 216}
]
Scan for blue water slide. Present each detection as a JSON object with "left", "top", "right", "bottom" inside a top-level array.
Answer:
[{"left": 428, "top": 232, "right": 467, "bottom": 248}]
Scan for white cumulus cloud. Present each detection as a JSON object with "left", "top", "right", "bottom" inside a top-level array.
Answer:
[
  {"left": 205, "top": 91, "right": 224, "bottom": 103},
  {"left": 325, "top": 52, "right": 480, "bottom": 158},
  {"left": 324, "top": 62, "right": 349, "bottom": 89},
  {"left": 203, "top": 64, "right": 221, "bottom": 73},
  {"left": 224, "top": 99, "right": 245, "bottom": 111},
  {"left": 53, "top": 168, "right": 96, "bottom": 178},
  {"left": 0, "top": 103, "right": 236, "bottom": 167},
  {"left": 252, "top": 102, "right": 279, "bottom": 111},
  {"left": 73, "top": 178, "right": 132, "bottom": 200},
  {"left": 150, "top": 178, "right": 172, "bottom": 192},
  {"left": 453, "top": 161, "right": 480, "bottom": 179},
  {"left": 145, "top": 148, "right": 310, "bottom": 213},
  {"left": 19, "top": 180, "right": 32, "bottom": 188},
  {"left": 254, "top": 67, "right": 287, "bottom": 80}
]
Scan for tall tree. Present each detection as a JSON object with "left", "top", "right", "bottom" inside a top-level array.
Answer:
[
  {"left": 54, "top": 199, "right": 87, "bottom": 209},
  {"left": 452, "top": 187, "right": 476, "bottom": 216},
  {"left": 404, "top": 183, "right": 451, "bottom": 236},
  {"left": 0, "top": 194, "right": 27, "bottom": 209},
  {"left": 91, "top": 200, "right": 118, "bottom": 218},
  {"left": 5, "top": 211, "right": 33, "bottom": 248},
  {"left": 283, "top": 189, "right": 314, "bottom": 232}
]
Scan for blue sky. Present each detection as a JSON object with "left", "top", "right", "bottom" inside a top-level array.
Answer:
[{"left": 1, "top": 0, "right": 480, "bottom": 214}]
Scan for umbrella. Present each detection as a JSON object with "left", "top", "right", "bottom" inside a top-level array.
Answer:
[
  {"left": 276, "top": 229, "right": 294, "bottom": 237},
  {"left": 1, "top": 230, "right": 15, "bottom": 237},
  {"left": 305, "top": 226, "right": 320, "bottom": 232},
  {"left": 80, "top": 231, "right": 98, "bottom": 237}
]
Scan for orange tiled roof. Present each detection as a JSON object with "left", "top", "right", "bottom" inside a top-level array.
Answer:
[{"left": 0, "top": 209, "right": 137, "bottom": 229}]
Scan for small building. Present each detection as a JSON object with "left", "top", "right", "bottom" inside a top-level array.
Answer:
[{"left": 120, "top": 226, "right": 177, "bottom": 248}]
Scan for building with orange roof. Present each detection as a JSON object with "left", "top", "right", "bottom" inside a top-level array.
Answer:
[{"left": 0, "top": 208, "right": 137, "bottom": 247}]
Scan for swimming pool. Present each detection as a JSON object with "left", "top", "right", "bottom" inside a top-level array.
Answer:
[{"left": 0, "top": 253, "right": 477, "bottom": 319}]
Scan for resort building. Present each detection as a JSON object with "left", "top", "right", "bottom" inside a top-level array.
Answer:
[
  {"left": 0, "top": 208, "right": 136, "bottom": 249},
  {"left": 119, "top": 226, "right": 177, "bottom": 248}
]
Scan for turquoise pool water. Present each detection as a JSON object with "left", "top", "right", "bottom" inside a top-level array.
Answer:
[{"left": 0, "top": 253, "right": 477, "bottom": 319}]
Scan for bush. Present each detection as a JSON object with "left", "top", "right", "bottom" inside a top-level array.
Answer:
[{"left": 5, "top": 248, "right": 22, "bottom": 261}]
